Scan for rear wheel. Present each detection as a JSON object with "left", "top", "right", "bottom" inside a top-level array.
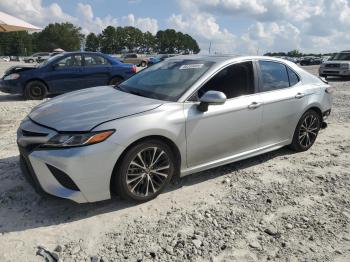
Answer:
[
  {"left": 28, "top": 59, "right": 34, "bottom": 63},
  {"left": 290, "top": 110, "right": 321, "bottom": 152},
  {"left": 24, "top": 81, "right": 47, "bottom": 100},
  {"left": 114, "top": 139, "right": 175, "bottom": 202},
  {"left": 108, "top": 76, "right": 123, "bottom": 86},
  {"left": 140, "top": 61, "right": 147, "bottom": 67}
]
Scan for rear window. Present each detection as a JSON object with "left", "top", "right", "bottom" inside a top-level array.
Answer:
[
  {"left": 287, "top": 67, "right": 300, "bottom": 86},
  {"left": 259, "top": 61, "right": 290, "bottom": 92}
]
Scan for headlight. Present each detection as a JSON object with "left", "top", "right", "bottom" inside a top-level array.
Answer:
[
  {"left": 41, "top": 130, "right": 115, "bottom": 148},
  {"left": 340, "top": 63, "right": 349, "bottom": 69},
  {"left": 4, "top": 73, "right": 20, "bottom": 80}
]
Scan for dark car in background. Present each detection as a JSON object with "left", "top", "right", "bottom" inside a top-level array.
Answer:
[
  {"left": 299, "top": 56, "right": 322, "bottom": 66},
  {"left": 147, "top": 54, "right": 177, "bottom": 66},
  {"left": 0, "top": 52, "right": 137, "bottom": 100}
]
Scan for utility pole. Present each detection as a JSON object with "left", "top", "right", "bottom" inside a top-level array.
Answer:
[{"left": 209, "top": 41, "right": 212, "bottom": 54}]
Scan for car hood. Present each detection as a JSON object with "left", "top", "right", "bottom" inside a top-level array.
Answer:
[
  {"left": 29, "top": 86, "right": 163, "bottom": 132},
  {"left": 4, "top": 65, "right": 37, "bottom": 76}
]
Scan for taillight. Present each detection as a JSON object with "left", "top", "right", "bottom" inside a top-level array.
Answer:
[
  {"left": 325, "top": 86, "right": 335, "bottom": 94},
  {"left": 131, "top": 65, "right": 137, "bottom": 73}
]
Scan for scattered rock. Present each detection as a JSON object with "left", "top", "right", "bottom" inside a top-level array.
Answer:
[
  {"left": 91, "top": 255, "right": 100, "bottom": 262},
  {"left": 249, "top": 240, "right": 262, "bottom": 250},
  {"left": 264, "top": 226, "right": 279, "bottom": 236},
  {"left": 54, "top": 245, "right": 63, "bottom": 253},
  {"left": 192, "top": 239, "right": 202, "bottom": 249}
]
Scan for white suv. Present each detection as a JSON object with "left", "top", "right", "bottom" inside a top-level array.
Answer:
[{"left": 319, "top": 50, "right": 350, "bottom": 78}]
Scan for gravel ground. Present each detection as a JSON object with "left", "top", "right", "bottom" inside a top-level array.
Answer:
[{"left": 0, "top": 64, "right": 349, "bottom": 262}]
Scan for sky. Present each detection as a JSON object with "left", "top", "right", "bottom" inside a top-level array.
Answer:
[{"left": 1, "top": 0, "right": 350, "bottom": 54}]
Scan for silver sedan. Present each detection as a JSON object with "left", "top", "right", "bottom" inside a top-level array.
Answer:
[{"left": 17, "top": 55, "right": 333, "bottom": 203}]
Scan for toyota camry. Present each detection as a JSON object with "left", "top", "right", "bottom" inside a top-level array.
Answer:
[{"left": 17, "top": 55, "right": 333, "bottom": 203}]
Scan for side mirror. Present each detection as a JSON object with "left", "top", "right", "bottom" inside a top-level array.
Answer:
[{"left": 197, "top": 91, "right": 227, "bottom": 112}]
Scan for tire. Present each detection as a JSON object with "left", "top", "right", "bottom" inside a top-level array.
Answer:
[
  {"left": 290, "top": 110, "right": 321, "bottom": 152},
  {"left": 28, "top": 59, "right": 34, "bottom": 63},
  {"left": 140, "top": 61, "right": 147, "bottom": 67},
  {"left": 113, "top": 139, "right": 175, "bottom": 202},
  {"left": 24, "top": 81, "right": 47, "bottom": 100},
  {"left": 108, "top": 76, "right": 123, "bottom": 86}
]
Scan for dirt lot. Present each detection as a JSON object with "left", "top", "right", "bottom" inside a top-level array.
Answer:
[{"left": 0, "top": 64, "right": 349, "bottom": 262}]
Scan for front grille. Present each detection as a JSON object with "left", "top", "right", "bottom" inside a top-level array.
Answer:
[
  {"left": 325, "top": 64, "right": 340, "bottom": 68},
  {"left": 21, "top": 129, "right": 48, "bottom": 137},
  {"left": 324, "top": 71, "right": 339, "bottom": 74}
]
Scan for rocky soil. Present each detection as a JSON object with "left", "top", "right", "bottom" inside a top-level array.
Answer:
[{"left": 0, "top": 65, "right": 349, "bottom": 262}]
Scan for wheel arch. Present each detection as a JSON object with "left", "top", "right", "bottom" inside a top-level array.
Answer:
[
  {"left": 303, "top": 105, "right": 323, "bottom": 122},
  {"left": 108, "top": 75, "right": 124, "bottom": 83},
  {"left": 24, "top": 78, "right": 49, "bottom": 92},
  {"left": 109, "top": 135, "right": 181, "bottom": 194}
]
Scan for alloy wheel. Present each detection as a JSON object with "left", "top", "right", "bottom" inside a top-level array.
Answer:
[
  {"left": 298, "top": 114, "right": 319, "bottom": 148},
  {"left": 126, "top": 147, "right": 171, "bottom": 197}
]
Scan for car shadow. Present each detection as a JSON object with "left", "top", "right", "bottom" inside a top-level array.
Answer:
[
  {"left": 0, "top": 147, "right": 295, "bottom": 234},
  {"left": 0, "top": 94, "right": 25, "bottom": 102}
]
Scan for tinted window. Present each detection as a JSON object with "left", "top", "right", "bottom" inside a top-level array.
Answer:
[
  {"left": 84, "top": 55, "right": 110, "bottom": 66},
  {"left": 259, "top": 61, "right": 289, "bottom": 92},
  {"left": 287, "top": 67, "right": 300, "bottom": 86},
  {"left": 55, "top": 55, "right": 82, "bottom": 68},
  {"left": 118, "top": 59, "right": 214, "bottom": 101},
  {"left": 196, "top": 61, "right": 255, "bottom": 99}
]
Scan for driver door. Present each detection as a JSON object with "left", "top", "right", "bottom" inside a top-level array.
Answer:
[
  {"left": 185, "top": 61, "right": 263, "bottom": 168},
  {"left": 46, "top": 54, "right": 85, "bottom": 93}
]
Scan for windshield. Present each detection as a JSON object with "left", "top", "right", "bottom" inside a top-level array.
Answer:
[
  {"left": 117, "top": 59, "right": 214, "bottom": 101},
  {"left": 39, "top": 54, "right": 64, "bottom": 67},
  {"left": 331, "top": 53, "right": 350, "bottom": 61}
]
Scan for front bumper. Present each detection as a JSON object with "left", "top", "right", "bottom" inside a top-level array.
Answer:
[
  {"left": 0, "top": 79, "right": 23, "bottom": 94},
  {"left": 319, "top": 68, "right": 350, "bottom": 77},
  {"left": 17, "top": 118, "right": 125, "bottom": 203}
]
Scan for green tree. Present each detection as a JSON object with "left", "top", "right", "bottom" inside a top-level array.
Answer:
[
  {"left": 36, "top": 22, "right": 83, "bottom": 52},
  {"left": 99, "top": 26, "right": 118, "bottom": 54},
  {"left": 85, "top": 32, "right": 100, "bottom": 51}
]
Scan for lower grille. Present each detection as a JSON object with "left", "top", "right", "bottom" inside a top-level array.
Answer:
[
  {"left": 46, "top": 164, "right": 80, "bottom": 191},
  {"left": 325, "top": 64, "right": 340, "bottom": 68}
]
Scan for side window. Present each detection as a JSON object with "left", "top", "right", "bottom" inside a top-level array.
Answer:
[
  {"left": 259, "top": 61, "right": 289, "bottom": 92},
  {"left": 55, "top": 55, "right": 82, "bottom": 68},
  {"left": 84, "top": 55, "right": 110, "bottom": 66},
  {"left": 196, "top": 61, "right": 255, "bottom": 99},
  {"left": 287, "top": 67, "right": 300, "bottom": 86}
]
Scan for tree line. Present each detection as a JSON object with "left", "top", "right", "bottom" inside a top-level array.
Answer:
[{"left": 0, "top": 22, "right": 200, "bottom": 56}]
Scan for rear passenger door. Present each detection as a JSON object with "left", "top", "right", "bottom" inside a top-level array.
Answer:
[
  {"left": 82, "top": 54, "right": 111, "bottom": 87},
  {"left": 257, "top": 60, "right": 308, "bottom": 147}
]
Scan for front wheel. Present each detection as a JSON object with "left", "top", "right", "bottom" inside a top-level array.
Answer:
[
  {"left": 24, "top": 81, "right": 47, "bottom": 100},
  {"left": 290, "top": 110, "right": 321, "bottom": 152},
  {"left": 140, "top": 61, "right": 147, "bottom": 67},
  {"left": 114, "top": 140, "right": 175, "bottom": 202}
]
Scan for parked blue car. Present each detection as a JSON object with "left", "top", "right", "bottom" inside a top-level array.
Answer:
[{"left": 0, "top": 52, "right": 137, "bottom": 99}]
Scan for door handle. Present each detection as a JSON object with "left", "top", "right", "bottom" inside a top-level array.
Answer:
[
  {"left": 295, "top": 92, "right": 305, "bottom": 99},
  {"left": 248, "top": 102, "right": 262, "bottom": 109}
]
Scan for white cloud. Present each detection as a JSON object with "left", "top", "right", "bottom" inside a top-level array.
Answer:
[
  {"left": 76, "top": 3, "right": 118, "bottom": 34},
  {"left": 0, "top": 0, "right": 158, "bottom": 35},
  {"left": 122, "top": 14, "right": 159, "bottom": 34},
  {"left": 175, "top": 0, "right": 350, "bottom": 53},
  {"left": 168, "top": 13, "right": 236, "bottom": 54}
]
